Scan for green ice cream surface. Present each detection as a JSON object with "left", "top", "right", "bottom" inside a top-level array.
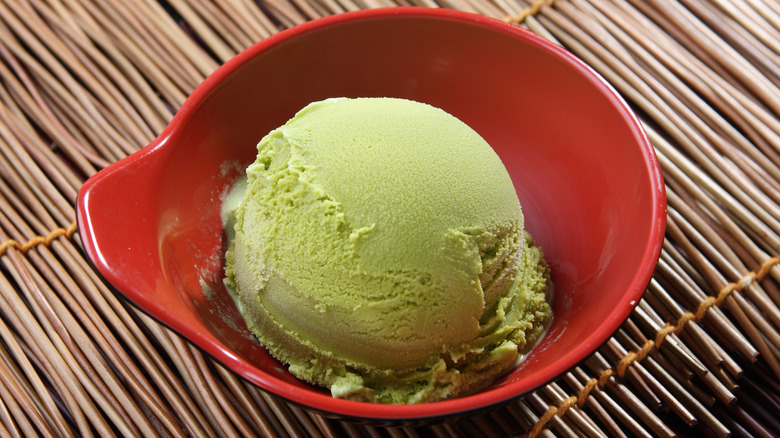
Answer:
[{"left": 223, "top": 97, "right": 552, "bottom": 404}]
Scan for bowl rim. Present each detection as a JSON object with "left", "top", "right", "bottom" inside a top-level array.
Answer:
[{"left": 77, "top": 6, "right": 666, "bottom": 421}]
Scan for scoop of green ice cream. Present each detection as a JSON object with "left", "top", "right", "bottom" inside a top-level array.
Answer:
[{"left": 224, "top": 97, "right": 551, "bottom": 404}]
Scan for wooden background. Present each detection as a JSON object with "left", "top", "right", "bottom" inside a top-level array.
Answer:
[{"left": 0, "top": 0, "right": 779, "bottom": 436}]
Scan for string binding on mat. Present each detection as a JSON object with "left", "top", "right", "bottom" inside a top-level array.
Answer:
[
  {"left": 522, "top": 255, "right": 780, "bottom": 438},
  {"left": 503, "top": 0, "right": 556, "bottom": 25},
  {"left": 0, "top": 222, "right": 78, "bottom": 255}
]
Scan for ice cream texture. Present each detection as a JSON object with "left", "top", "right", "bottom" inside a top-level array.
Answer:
[{"left": 223, "top": 97, "right": 552, "bottom": 404}]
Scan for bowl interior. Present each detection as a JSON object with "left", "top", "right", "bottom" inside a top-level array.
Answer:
[{"left": 78, "top": 8, "right": 664, "bottom": 421}]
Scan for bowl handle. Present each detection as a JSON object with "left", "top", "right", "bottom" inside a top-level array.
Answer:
[{"left": 76, "top": 137, "right": 189, "bottom": 325}]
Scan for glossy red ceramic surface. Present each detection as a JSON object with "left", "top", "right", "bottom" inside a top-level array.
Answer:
[{"left": 77, "top": 8, "right": 666, "bottom": 421}]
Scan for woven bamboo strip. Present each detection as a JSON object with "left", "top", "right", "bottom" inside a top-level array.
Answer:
[
  {"left": 10, "top": 0, "right": 156, "bottom": 148},
  {"left": 0, "top": 52, "right": 102, "bottom": 174},
  {"left": 77, "top": 2, "right": 189, "bottom": 109},
  {"left": 0, "top": 2, "right": 141, "bottom": 161},
  {"left": 0, "top": 253, "right": 114, "bottom": 436},
  {"left": 49, "top": 0, "right": 175, "bottom": 133}
]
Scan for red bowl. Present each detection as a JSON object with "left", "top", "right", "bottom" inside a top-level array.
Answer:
[{"left": 77, "top": 7, "right": 665, "bottom": 422}]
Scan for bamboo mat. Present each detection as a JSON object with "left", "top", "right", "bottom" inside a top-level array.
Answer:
[{"left": 1, "top": 0, "right": 779, "bottom": 436}]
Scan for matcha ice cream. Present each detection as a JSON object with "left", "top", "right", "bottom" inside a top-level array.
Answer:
[{"left": 223, "top": 97, "right": 551, "bottom": 404}]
